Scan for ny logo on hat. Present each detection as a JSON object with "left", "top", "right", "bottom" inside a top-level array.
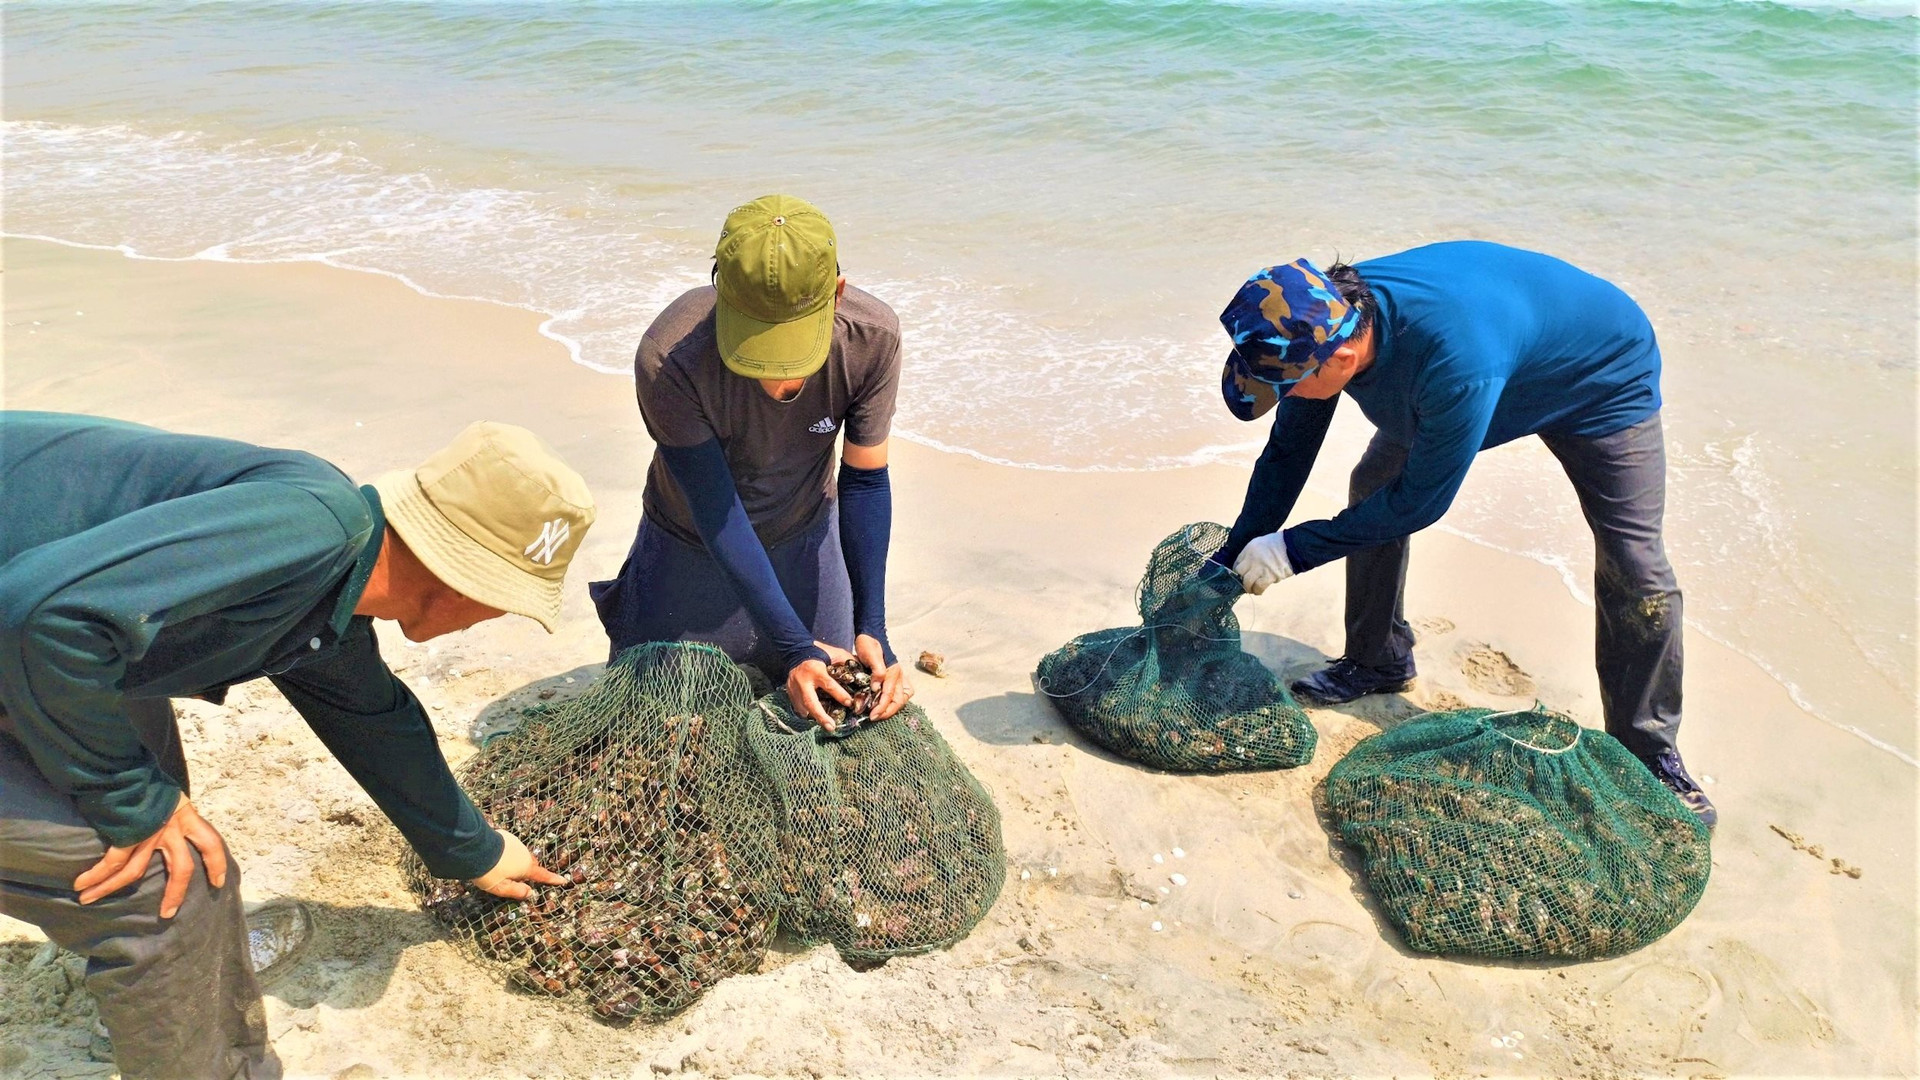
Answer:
[{"left": 524, "top": 518, "right": 571, "bottom": 565}]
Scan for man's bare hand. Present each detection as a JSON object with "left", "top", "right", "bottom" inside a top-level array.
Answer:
[
  {"left": 855, "top": 635, "right": 913, "bottom": 721},
  {"left": 788, "top": 640, "right": 856, "bottom": 731},
  {"left": 469, "top": 829, "right": 568, "bottom": 900},
  {"left": 74, "top": 794, "right": 228, "bottom": 920}
]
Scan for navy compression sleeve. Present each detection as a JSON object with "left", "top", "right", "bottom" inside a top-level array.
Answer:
[
  {"left": 836, "top": 461, "right": 895, "bottom": 666},
  {"left": 658, "top": 440, "right": 828, "bottom": 673}
]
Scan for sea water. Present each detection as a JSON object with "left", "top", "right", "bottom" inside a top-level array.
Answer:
[{"left": 4, "top": 1, "right": 1914, "bottom": 758}]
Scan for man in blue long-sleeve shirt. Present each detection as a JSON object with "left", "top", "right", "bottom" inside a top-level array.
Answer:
[
  {"left": 590, "top": 194, "right": 913, "bottom": 731},
  {"left": 0, "top": 413, "right": 596, "bottom": 1077},
  {"left": 1211, "top": 243, "right": 1713, "bottom": 826}
]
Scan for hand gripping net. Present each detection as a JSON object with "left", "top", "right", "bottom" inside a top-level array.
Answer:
[
  {"left": 1324, "top": 707, "right": 1711, "bottom": 960},
  {"left": 405, "top": 643, "right": 782, "bottom": 1021},
  {"left": 1035, "top": 522, "right": 1316, "bottom": 772},
  {"left": 745, "top": 693, "right": 1007, "bottom": 965}
]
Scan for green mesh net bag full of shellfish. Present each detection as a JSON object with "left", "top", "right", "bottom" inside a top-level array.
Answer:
[
  {"left": 1324, "top": 706, "right": 1711, "bottom": 960},
  {"left": 404, "top": 642, "right": 782, "bottom": 1022},
  {"left": 744, "top": 692, "right": 1007, "bottom": 965},
  {"left": 1033, "top": 521, "right": 1316, "bottom": 772}
]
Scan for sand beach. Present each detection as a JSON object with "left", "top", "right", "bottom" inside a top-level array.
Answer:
[{"left": 1, "top": 237, "right": 1912, "bottom": 1078}]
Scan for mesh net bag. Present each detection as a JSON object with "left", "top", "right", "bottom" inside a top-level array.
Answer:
[
  {"left": 1034, "top": 521, "right": 1316, "bottom": 772},
  {"left": 1324, "top": 706, "right": 1711, "bottom": 960},
  {"left": 744, "top": 693, "right": 1007, "bottom": 965},
  {"left": 405, "top": 643, "right": 781, "bottom": 1021}
]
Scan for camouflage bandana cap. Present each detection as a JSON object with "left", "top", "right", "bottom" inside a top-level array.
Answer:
[{"left": 1219, "top": 259, "right": 1361, "bottom": 421}]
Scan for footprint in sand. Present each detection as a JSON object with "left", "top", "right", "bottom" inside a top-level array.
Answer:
[
  {"left": 1700, "top": 939, "right": 1837, "bottom": 1047},
  {"left": 1416, "top": 687, "right": 1471, "bottom": 712},
  {"left": 1411, "top": 615, "right": 1456, "bottom": 639},
  {"left": 1284, "top": 920, "right": 1371, "bottom": 967},
  {"left": 1456, "top": 642, "right": 1536, "bottom": 697},
  {"left": 1603, "top": 960, "right": 1716, "bottom": 1018}
]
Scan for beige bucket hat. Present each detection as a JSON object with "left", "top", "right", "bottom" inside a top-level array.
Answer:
[{"left": 372, "top": 421, "right": 595, "bottom": 632}]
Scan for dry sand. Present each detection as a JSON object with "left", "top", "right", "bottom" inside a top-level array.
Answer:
[{"left": 1, "top": 237, "right": 1913, "bottom": 1079}]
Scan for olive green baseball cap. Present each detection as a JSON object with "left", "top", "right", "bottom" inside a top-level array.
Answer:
[{"left": 714, "top": 194, "right": 839, "bottom": 380}]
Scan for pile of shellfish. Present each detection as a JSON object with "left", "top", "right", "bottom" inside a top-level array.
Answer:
[
  {"left": 407, "top": 643, "right": 1007, "bottom": 1019},
  {"left": 1324, "top": 713, "right": 1712, "bottom": 960},
  {"left": 746, "top": 697, "right": 1007, "bottom": 964},
  {"left": 823, "top": 657, "right": 877, "bottom": 732},
  {"left": 411, "top": 710, "right": 778, "bottom": 1021},
  {"left": 1035, "top": 627, "right": 1316, "bottom": 772}
]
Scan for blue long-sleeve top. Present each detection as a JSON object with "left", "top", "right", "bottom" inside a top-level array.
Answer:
[
  {"left": 1222, "top": 242, "right": 1663, "bottom": 572},
  {"left": 0, "top": 412, "right": 500, "bottom": 879}
]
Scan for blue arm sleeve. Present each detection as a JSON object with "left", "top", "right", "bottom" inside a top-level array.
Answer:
[
  {"left": 1284, "top": 378, "right": 1504, "bottom": 572},
  {"left": 1214, "top": 395, "right": 1339, "bottom": 568},
  {"left": 658, "top": 439, "right": 829, "bottom": 673},
  {"left": 837, "top": 462, "right": 895, "bottom": 666}
]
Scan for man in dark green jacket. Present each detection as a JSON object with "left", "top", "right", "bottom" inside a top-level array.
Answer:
[{"left": 0, "top": 412, "right": 596, "bottom": 1079}]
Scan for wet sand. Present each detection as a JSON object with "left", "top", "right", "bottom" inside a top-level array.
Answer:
[{"left": 1, "top": 237, "right": 1913, "bottom": 1078}]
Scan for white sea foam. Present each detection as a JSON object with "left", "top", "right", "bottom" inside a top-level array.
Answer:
[
  {"left": 3, "top": 121, "right": 1259, "bottom": 471},
  {"left": 2, "top": 120, "right": 690, "bottom": 375},
  {"left": 4, "top": 117, "right": 1912, "bottom": 767}
]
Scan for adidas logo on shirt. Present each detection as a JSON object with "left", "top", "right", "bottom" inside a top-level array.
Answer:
[{"left": 809, "top": 417, "right": 838, "bottom": 434}]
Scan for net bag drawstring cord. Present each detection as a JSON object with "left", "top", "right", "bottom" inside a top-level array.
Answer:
[{"left": 1481, "top": 704, "right": 1584, "bottom": 755}]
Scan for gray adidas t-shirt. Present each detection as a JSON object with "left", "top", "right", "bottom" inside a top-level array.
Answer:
[{"left": 635, "top": 284, "right": 902, "bottom": 547}]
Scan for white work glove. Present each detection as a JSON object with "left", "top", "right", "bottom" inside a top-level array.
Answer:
[{"left": 1232, "top": 532, "right": 1296, "bottom": 595}]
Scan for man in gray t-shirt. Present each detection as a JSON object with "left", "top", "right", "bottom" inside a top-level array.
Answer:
[
  {"left": 590, "top": 194, "right": 914, "bottom": 729},
  {"left": 636, "top": 283, "right": 902, "bottom": 549}
]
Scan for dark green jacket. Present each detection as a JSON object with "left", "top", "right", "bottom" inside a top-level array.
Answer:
[{"left": 0, "top": 412, "right": 500, "bottom": 879}]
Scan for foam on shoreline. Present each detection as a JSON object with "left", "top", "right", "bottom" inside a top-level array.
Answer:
[
  {"left": 4, "top": 236, "right": 1913, "bottom": 1077},
  {"left": 11, "top": 230, "right": 1906, "bottom": 770}
]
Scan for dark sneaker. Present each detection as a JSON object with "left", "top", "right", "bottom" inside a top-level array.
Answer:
[
  {"left": 1289, "top": 656, "right": 1416, "bottom": 705},
  {"left": 1641, "top": 748, "right": 1718, "bottom": 830},
  {"left": 246, "top": 899, "right": 313, "bottom": 985}
]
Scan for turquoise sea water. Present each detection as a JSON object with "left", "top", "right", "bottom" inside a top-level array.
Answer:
[{"left": 3, "top": 1, "right": 1915, "bottom": 756}]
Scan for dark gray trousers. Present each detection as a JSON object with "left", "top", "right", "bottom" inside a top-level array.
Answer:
[
  {"left": 0, "top": 701, "right": 279, "bottom": 1080},
  {"left": 1344, "top": 412, "right": 1684, "bottom": 759}
]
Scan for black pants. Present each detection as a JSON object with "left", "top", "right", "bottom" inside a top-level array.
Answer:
[
  {"left": 1344, "top": 412, "right": 1683, "bottom": 758},
  {"left": 0, "top": 700, "right": 280, "bottom": 1080}
]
